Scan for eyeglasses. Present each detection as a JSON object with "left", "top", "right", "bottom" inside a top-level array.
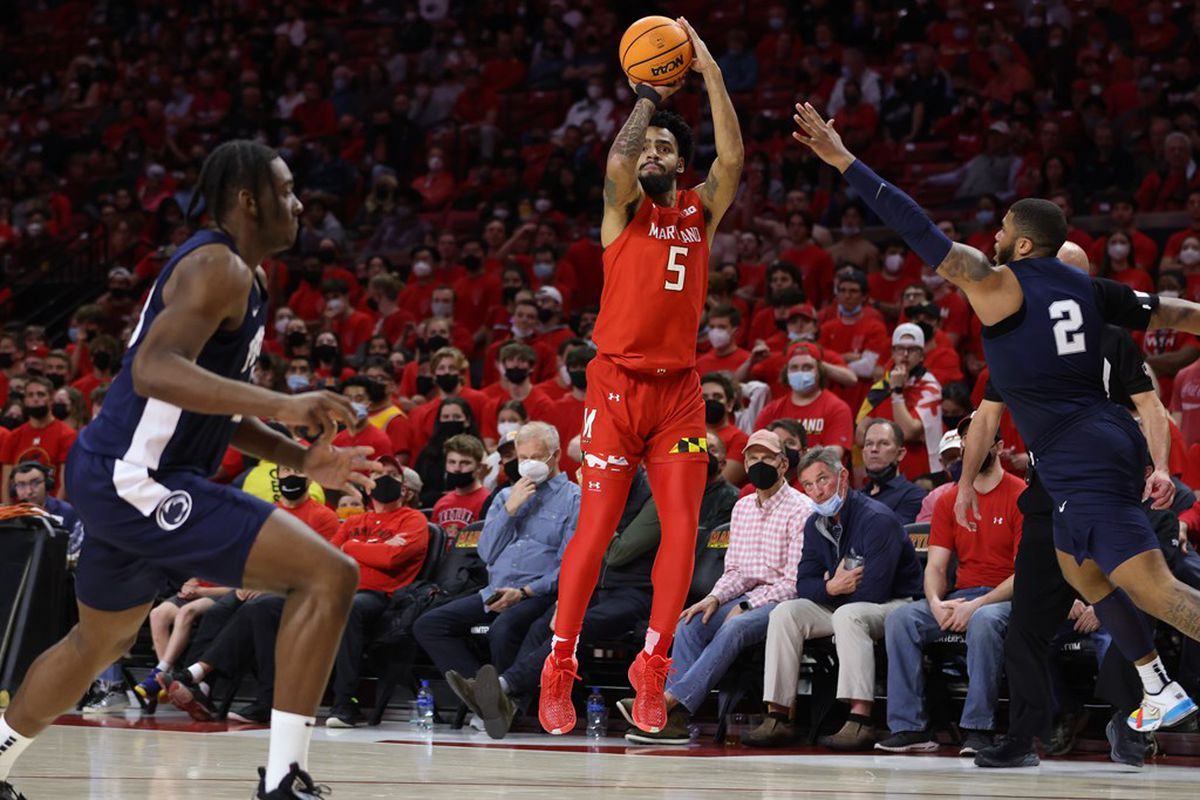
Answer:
[{"left": 13, "top": 477, "right": 45, "bottom": 492}]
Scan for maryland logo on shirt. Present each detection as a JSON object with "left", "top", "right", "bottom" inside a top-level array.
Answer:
[{"left": 669, "top": 436, "right": 708, "bottom": 455}]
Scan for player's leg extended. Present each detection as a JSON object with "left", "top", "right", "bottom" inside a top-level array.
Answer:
[
  {"left": 0, "top": 601, "right": 152, "bottom": 785},
  {"left": 240, "top": 508, "right": 359, "bottom": 792},
  {"left": 1061, "top": 550, "right": 1198, "bottom": 732}
]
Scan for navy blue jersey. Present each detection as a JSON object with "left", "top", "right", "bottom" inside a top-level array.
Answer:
[
  {"left": 76, "top": 229, "right": 268, "bottom": 477},
  {"left": 981, "top": 258, "right": 1157, "bottom": 457}
]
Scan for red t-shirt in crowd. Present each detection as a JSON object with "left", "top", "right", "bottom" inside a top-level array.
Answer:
[
  {"left": 779, "top": 244, "right": 835, "bottom": 309},
  {"left": 278, "top": 497, "right": 341, "bottom": 542},
  {"left": 1137, "top": 328, "right": 1200, "bottom": 402},
  {"left": 695, "top": 347, "right": 751, "bottom": 376},
  {"left": 754, "top": 390, "right": 854, "bottom": 452},
  {"left": 432, "top": 485, "right": 490, "bottom": 536},
  {"left": 1, "top": 419, "right": 77, "bottom": 473},
  {"left": 934, "top": 289, "right": 970, "bottom": 342},
  {"left": 819, "top": 315, "right": 890, "bottom": 412},
  {"left": 1171, "top": 358, "right": 1200, "bottom": 447},
  {"left": 331, "top": 507, "right": 429, "bottom": 593},
  {"left": 332, "top": 424, "right": 395, "bottom": 466},
  {"left": 711, "top": 422, "right": 749, "bottom": 464},
  {"left": 931, "top": 474, "right": 1024, "bottom": 591},
  {"left": 547, "top": 392, "right": 585, "bottom": 476}
]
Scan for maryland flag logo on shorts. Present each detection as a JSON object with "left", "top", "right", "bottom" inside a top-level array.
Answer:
[{"left": 669, "top": 437, "right": 708, "bottom": 455}]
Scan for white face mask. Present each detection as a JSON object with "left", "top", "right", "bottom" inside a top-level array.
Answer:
[
  {"left": 708, "top": 327, "right": 732, "bottom": 349},
  {"left": 1108, "top": 241, "right": 1131, "bottom": 261},
  {"left": 1180, "top": 247, "right": 1200, "bottom": 266},
  {"left": 325, "top": 297, "right": 345, "bottom": 315},
  {"left": 431, "top": 300, "right": 453, "bottom": 318},
  {"left": 412, "top": 260, "right": 432, "bottom": 278},
  {"left": 884, "top": 253, "right": 904, "bottom": 273},
  {"left": 275, "top": 317, "right": 293, "bottom": 335},
  {"left": 518, "top": 457, "right": 551, "bottom": 484}
]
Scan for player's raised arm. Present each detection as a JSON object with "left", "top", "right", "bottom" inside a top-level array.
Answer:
[
  {"left": 1149, "top": 296, "right": 1200, "bottom": 337},
  {"left": 790, "top": 102, "right": 999, "bottom": 292},
  {"left": 602, "top": 79, "right": 682, "bottom": 243},
  {"left": 677, "top": 18, "right": 743, "bottom": 238}
]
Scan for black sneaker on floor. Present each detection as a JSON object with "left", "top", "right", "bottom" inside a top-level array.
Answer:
[
  {"left": 445, "top": 669, "right": 483, "bottom": 718},
  {"left": 875, "top": 730, "right": 939, "bottom": 752},
  {"left": 228, "top": 702, "right": 271, "bottom": 724},
  {"left": 0, "top": 780, "right": 28, "bottom": 800},
  {"left": 256, "top": 763, "right": 331, "bottom": 798},
  {"left": 325, "top": 700, "right": 365, "bottom": 729},
  {"left": 473, "top": 664, "right": 516, "bottom": 740},
  {"left": 162, "top": 669, "right": 217, "bottom": 722},
  {"left": 958, "top": 729, "right": 994, "bottom": 756},
  {"left": 1046, "top": 710, "right": 1088, "bottom": 756},
  {"left": 1107, "top": 712, "right": 1146, "bottom": 768},
  {"left": 973, "top": 735, "right": 1040, "bottom": 768}
]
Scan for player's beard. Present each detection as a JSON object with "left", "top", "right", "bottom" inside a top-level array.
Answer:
[
  {"left": 994, "top": 240, "right": 1014, "bottom": 266},
  {"left": 639, "top": 171, "right": 675, "bottom": 198}
]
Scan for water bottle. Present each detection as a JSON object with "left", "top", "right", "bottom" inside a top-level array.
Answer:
[
  {"left": 417, "top": 680, "right": 435, "bottom": 732},
  {"left": 586, "top": 687, "right": 607, "bottom": 740}
]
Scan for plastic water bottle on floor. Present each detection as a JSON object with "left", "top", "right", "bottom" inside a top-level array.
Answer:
[
  {"left": 417, "top": 680, "right": 435, "bottom": 732},
  {"left": 586, "top": 687, "right": 607, "bottom": 740}
]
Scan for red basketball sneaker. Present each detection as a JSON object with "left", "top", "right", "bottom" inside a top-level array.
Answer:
[
  {"left": 539, "top": 654, "right": 580, "bottom": 735},
  {"left": 628, "top": 651, "right": 672, "bottom": 733}
]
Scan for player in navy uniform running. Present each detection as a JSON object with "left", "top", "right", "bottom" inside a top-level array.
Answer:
[
  {"left": 0, "top": 141, "right": 378, "bottom": 800},
  {"left": 792, "top": 103, "right": 1200, "bottom": 739}
]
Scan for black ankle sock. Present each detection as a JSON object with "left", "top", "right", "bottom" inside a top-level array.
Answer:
[
  {"left": 847, "top": 713, "right": 872, "bottom": 725},
  {"left": 767, "top": 710, "right": 790, "bottom": 723}
]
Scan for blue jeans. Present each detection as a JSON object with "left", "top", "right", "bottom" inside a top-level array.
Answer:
[
  {"left": 884, "top": 587, "right": 1011, "bottom": 733},
  {"left": 666, "top": 596, "right": 774, "bottom": 713}
]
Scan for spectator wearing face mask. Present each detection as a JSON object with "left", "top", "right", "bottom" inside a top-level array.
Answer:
[
  {"left": 0, "top": 376, "right": 76, "bottom": 504},
  {"left": 1086, "top": 194, "right": 1160, "bottom": 275},
  {"left": 755, "top": 344, "right": 854, "bottom": 460},
  {"left": 358, "top": 369, "right": 413, "bottom": 464},
  {"left": 41, "top": 350, "right": 70, "bottom": 391},
  {"left": 70, "top": 334, "right": 120, "bottom": 416},
  {"left": 331, "top": 377, "right": 395, "bottom": 469},
  {"left": 747, "top": 264, "right": 805, "bottom": 343},
  {"left": 860, "top": 419, "right": 928, "bottom": 524},
  {"left": 547, "top": 345, "right": 594, "bottom": 478},
  {"left": 365, "top": 273, "right": 417, "bottom": 346},
  {"left": 1136, "top": 270, "right": 1200, "bottom": 403},
  {"left": 97, "top": 267, "right": 138, "bottom": 337},
  {"left": 1096, "top": 230, "right": 1154, "bottom": 293},
  {"left": 480, "top": 342, "right": 555, "bottom": 440},
  {"left": 701, "top": 372, "right": 749, "bottom": 486},
  {"left": 697, "top": 306, "right": 750, "bottom": 376},
  {"left": 869, "top": 241, "right": 923, "bottom": 323},
  {"left": 916, "top": 266, "right": 970, "bottom": 349},
  {"left": 856, "top": 324, "right": 945, "bottom": 482},
  {"left": 310, "top": 331, "right": 355, "bottom": 388},
  {"left": 406, "top": 347, "right": 489, "bottom": 454},
  {"left": 778, "top": 212, "right": 837, "bottom": 310},
  {"left": 451, "top": 241, "right": 503, "bottom": 333},
  {"left": 1161, "top": 193, "right": 1200, "bottom": 272},
  {"left": 415, "top": 397, "right": 481, "bottom": 508},
  {"left": 398, "top": 245, "right": 447, "bottom": 319},
  {"left": 902, "top": 306, "right": 963, "bottom": 386},
  {"left": 916, "top": 429, "right": 964, "bottom": 523},
  {"left": 819, "top": 271, "right": 890, "bottom": 413},
  {"left": 411, "top": 147, "right": 457, "bottom": 211},
  {"left": 414, "top": 421, "right": 579, "bottom": 700},
  {"left": 528, "top": 246, "right": 578, "bottom": 313},
  {"left": 432, "top": 434, "right": 490, "bottom": 537},
  {"left": 321, "top": 279, "right": 374, "bottom": 356},
  {"left": 482, "top": 298, "right": 556, "bottom": 385},
  {"left": 535, "top": 337, "right": 587, "bottom": 402},
  {"left": 534, "top": 286, "right": 574, "bottom": 356},
  {"left": 741, "top": 307, "right": 857, "bottom": 399},
  {"left": 426, "top": 286, "right": 478, "bottom": 355},
  {"left": 274, "top": 464, "right": 339, "bottom": 541}
]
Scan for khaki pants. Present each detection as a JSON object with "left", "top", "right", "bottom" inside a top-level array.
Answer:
[{"left": 763, "top": 598, "right": 912, "bottom": 707}]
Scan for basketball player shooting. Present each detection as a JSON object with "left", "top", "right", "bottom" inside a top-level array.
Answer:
[
  {"left": 538, "top": 18, "right": 743, "bottom": 736},
  {"left": 792, "top": 102, "right": 1200, "bottom": 734},
  {"left": 0, "top": 141, "right": 379, "bottom": 800}
]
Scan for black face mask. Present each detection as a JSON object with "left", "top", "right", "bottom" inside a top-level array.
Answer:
[
  {"left": 279, "top": 474, "right": 309, "bottom": 501},
  {"left": 318, "top": 249, "right": 336, "bottom": 264},
  {"left": 502, "top": 286, "right": 519, "bottom": 303},
  {"left": 439, "top": 419, "right": 467, "bottom": 438},
  {"left": 91, "top": 351, "right": 113, "bottom": 372},
  {"left": 444, "top": 470, "right": 475, "bottom": 490},
  {"left": 707, "top": 453, "right": 721, "bottom": 480},
  {"left": 775, "top": 317, "right": 789, "bottom": 332},
  {"left": 0, "top": 353, "right": 13, "bottom": 369},
  {"left": 903, "top": 305, "right": 923, "bottom": 321},
  {"left": 435, "top": 374, "right": 460, "bottom": 394},
  {"left": 370, "top": 474, "right": 403, "bottom": 504},
  {"left": 287, "top": 330, "right": 308, "bottom": 348},
  {"left": 1, "top": 415, "right": 21, "bottom": 430},
  {"left": 568, "top": 369, "right": 587, "bottom": 391},
  {"left": 25, "top": 367, "right": 43, "bottom": 378},
  {"left": 865, "top": 462, "right": 898, "bottom": 487},
  {"left": 51, "top": 402, "right": 70, "bottom": 420},
  {"left": 416, "top": 374, "right": 435, "bottom": 396},
  {"left": 366, "top": 297, "right": 379, "bottom": 312},
  {"left": 47, "top": 374, "right": 65, "bottom": 389},
  {"left": 747, "top": 461, "right": 781, "bottom": 490},
  {"left": 313, "top": 344, "right": 338, "bottom": 363},
  {"left": 503, "top": 458, "right": 521, "bottom": 483},
  {"left": 704, "top": 399, "right": 727, "bottom": 426},
  {"left": 537, "top": 307, "right": 555, "bottom": 324},
  {"left": 785, "top": 447, "right": 801, "bottom": 472},
  {"left": 505, "top": 367, "right": 530, "bottom": 385},
  {"left": 25, "top": 405, "right": 49, "bottom": 420},
  {"left": 463, "top": 255, "right": 482, "bottom": 272},
  {"left": 109, "top": 288, "right": 131, "bottom": 300},
  {"left": 943, "top": 414, "right": 965, "bottom": 432},
  {"left": 305, "top": 269, "right": 323, "bottom": 285},
  {"left": 424, "top": 335, "right": 450, "bottom": 352}
]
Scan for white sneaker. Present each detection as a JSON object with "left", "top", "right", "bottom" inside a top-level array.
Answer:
[
  {"left": 82, "top": 688, "right": 131, "bottom": 714},
  {"left": 1128, "top": 681, "right": 1198, "bottom": 732}
]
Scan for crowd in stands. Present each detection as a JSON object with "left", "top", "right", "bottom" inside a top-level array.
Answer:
[{"left": 2, "top": 0, "right": 1200, "bottom": 748}]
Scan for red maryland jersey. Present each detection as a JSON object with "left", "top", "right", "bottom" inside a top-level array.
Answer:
[{"left": 593, "top": 189, "right": 709, "bottom": 372}]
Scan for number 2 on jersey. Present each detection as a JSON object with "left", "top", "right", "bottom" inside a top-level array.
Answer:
[
  {"left": 664, "top": 246, "right": 688, "bottom": 292},
  {"left": 1050, "top": 299, "right": 1086, "bottom": 355}
]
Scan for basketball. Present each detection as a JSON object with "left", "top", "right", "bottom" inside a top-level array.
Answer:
[{"left": 619, "top": 16, "right": 693, "bottom": 86}]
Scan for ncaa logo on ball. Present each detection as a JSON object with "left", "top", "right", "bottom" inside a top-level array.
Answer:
[
  {"left": 155, "top": 490, "right": 194, "bottom": 531},
  {"left": 651, "top": 54, "right": 684, "bottom": 77}
]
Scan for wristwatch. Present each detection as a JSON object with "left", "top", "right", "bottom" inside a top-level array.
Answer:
[
  {"left": 520, "top": 587, "right": 531, "bottom": 600},
  {"left": 739, "top": 600, "right": 752, "bottom": 612},
  {"left": 891, "top": 386, "right": 904, "bottom": 396}
]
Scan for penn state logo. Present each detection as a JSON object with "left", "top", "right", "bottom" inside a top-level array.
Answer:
[{"left": 155, "top": 490, "right": 193, "bottom": 531}]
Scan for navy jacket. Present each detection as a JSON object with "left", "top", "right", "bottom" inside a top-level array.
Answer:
[
  {"left": 795, "top": 490, "right": 923, "bottom": 607},
  {"left": 863, "top": 473, "right": 927, "bottom": 525}
]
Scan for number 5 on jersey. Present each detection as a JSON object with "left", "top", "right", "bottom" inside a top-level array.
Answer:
[{"left": 664, "top": 246, "right": 688, "bottom": 292}]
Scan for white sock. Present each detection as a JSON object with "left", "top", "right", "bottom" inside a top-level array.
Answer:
[
  {"left": 265, "top": 709, "right": 315, "bottom": 789},
  {"left": 155, "top": 661, "right": 171, "bottom": 673},
  {"left": 0, "top": 715, "right": 35, "bottom": 783},
  {"left": 187, "top": 664, "right": 205, "bottom": 683},
  {"left": 198, "top": 681, "right": 211, "bottom": 697},
  {"left": 1138, "top": 657, "right": 1171, "bottom": 695},
  {"left": 498, "top": 676, "right": 510, "bottom": 695}
]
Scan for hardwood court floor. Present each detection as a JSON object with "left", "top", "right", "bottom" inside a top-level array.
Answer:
[{"left": 7, "top": 710, "right": 1199, "bottom": 799}]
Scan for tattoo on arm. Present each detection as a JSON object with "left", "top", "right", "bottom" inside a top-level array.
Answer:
[
  {"left": 1151, "top": 297, "right": 1200, "bottom": 335},
  {"left": 611, "top": 99, "right": 655, "bottom": 161},
  {"left": 937, "top": 243, "right": 994, "bottom": 283},
  {"left": 603, "top": 177, "right": 617, "bottom": 207}
]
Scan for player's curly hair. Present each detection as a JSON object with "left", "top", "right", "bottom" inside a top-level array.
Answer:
[
  {"left": 187, "top": 139, "right": 280, "bottom": 226},
  {"left": 650, "top": 110, "right": 694, "bottom": 170}
]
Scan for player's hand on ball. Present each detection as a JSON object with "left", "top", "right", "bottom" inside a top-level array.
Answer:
[
  {"left": 279, "top": 390, "right": 357, "bottom": 437},
  {"left": 628, "top": 77, "right": 684, "bottom": 102},
  {"left": 675, "top": 17, "right": 713, "bottom": 73},
  {"left": 792, "top": 102, "right": 855, "bottom": 172},
  {"left": 682, "top": 594, "right": 720, "bottom": 624},
  {"left": 302, "top": 423, "right": 382, "bottom": 494},
  {"left": 1143, "top": 468, "right": 1175, "bottom": 510}
]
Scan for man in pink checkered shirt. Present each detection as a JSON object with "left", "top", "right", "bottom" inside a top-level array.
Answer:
[{"left": 620, "top": 429, "right": 814, "bottom": 745}]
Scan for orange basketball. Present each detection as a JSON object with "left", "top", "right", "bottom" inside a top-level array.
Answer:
[{"left": 619, "top": 16, "right": 693, "bottom": 86}]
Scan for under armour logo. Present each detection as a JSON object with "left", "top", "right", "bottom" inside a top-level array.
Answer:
[
  {"left": 608, "top": 393, "right": 621, "bottom": 402},
  {"left": 1057, "top": 501, "right": 1067, "bottom": 513},
  {"left": 587, "top": 481, "right": 601, "bottom": 491},
  {"left": 993, "top": 517, "right": 1005, "bottom": 525}
]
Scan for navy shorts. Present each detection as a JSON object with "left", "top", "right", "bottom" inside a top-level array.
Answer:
[
  {"left": 1034, "top": 407, "right": 1159, "bottom": 575},
  {"left": 66, "top": 448, "right": 276, "bottom": 612}
]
